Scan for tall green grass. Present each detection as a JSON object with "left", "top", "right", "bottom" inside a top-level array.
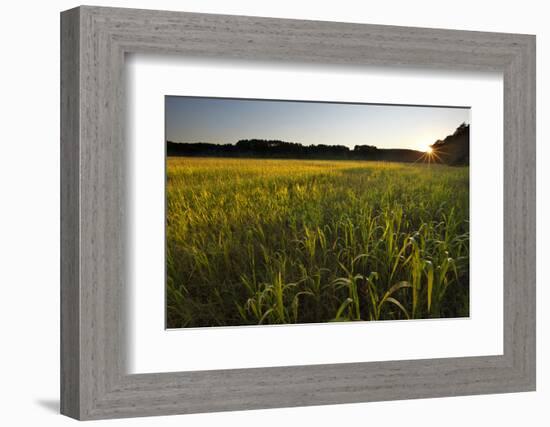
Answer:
[{"left": 166, "top": 157, "right": 469, "bottom": 328}]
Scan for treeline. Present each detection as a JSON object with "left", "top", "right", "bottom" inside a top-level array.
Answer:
[
  {"left": 166, "top": 123, "right": 469, "bottom": 165},
  {"left": 167, "top": 139, "right": 425, "bottom": 162},
  {"left": 431, "top": 122, "right": 469, "bottom": 166}
]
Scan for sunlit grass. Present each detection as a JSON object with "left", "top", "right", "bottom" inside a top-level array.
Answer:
[{"left": 166, "top": 157, "right": 469, "bottom": 328}]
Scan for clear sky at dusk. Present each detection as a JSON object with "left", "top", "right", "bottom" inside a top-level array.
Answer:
[{"left": 165, "top": 96, "right": 470, "bottom": 152}]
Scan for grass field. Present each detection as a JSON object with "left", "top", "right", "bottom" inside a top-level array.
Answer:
[{"left": 166, "top": 157, "right": 469, "bottom": 328}]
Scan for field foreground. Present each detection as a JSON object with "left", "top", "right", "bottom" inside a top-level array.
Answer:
[{"left": 166, "top": 157, "right": 469, "bottom": 328}]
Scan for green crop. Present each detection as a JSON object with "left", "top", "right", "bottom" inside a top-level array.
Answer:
[{"left": 166, "top": 157, "right": 469, "bottom": 328}]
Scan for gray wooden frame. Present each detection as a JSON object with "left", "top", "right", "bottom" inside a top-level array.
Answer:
[{"left": 60, "top": 5, "right": 536, "bottom": 420}]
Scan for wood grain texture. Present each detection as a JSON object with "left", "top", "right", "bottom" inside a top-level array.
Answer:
[
  {"left": 60, "top": 5, "right": 536, "bottom": 420},
  {"left": 60, "top": 7, "right": 80, "bottom": 419}
]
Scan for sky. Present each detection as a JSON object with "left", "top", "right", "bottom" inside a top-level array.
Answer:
[{"left": 165, "top": 96, "right": 470, "bottom": 152}]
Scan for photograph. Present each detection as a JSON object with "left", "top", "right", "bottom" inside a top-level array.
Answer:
[{"left": 165, "top": 96, "right": 471, "bottom": 328}]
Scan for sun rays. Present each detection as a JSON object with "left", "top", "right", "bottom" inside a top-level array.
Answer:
[{"left": 416, "top": 145, "right": 444, "bottom": 164}]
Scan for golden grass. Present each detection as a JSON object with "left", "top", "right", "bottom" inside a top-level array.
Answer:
[{"left": 166, "top": 157, "right": 469, "bottom": 328}]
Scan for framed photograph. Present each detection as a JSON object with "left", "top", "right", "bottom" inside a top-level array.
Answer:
[{"left": 60, "top": 6, "right": 536, "bottom": 420}]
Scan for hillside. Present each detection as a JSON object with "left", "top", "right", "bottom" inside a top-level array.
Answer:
[{"left": 430, "top": 123, "right": 470, "bottom": 166}]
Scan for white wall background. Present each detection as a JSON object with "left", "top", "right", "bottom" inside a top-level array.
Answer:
[{"left": 0, "top": 0, "right": 546, "bottom": 425}]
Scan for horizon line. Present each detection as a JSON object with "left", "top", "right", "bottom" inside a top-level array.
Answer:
[{"left": 166, "top": 139, "right": 432, "bottom": 152}]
